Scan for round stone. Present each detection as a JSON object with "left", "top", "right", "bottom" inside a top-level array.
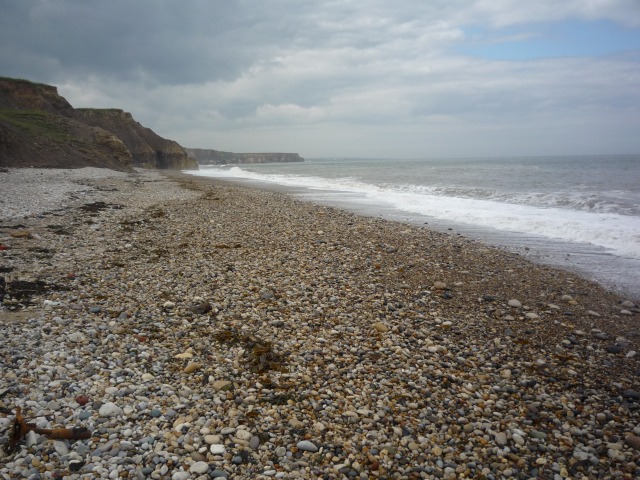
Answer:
[
  {"left": 98, "top": 402, "right": 123, "bottom": 418},
  {"left": 190, "top": 461, "right": 209, "bottom": 474},
  {"left": 296, "top": 440, "right": 318, "bottom": 452},
  {"left": 210, "top": 444, "right": 226, "bottom": 455},
  {"left": 508, "top": 299, "right": 522, "bottom": 308}
]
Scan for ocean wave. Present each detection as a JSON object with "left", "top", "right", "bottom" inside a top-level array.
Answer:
[{"left": 190, "top": 166, "right": 640, "bottom": 259}]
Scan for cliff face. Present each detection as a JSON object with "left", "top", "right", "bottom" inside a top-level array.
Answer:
[
  {"left": 0, "top": 78, "right": 75, "bottom": 116},
  {"left": 75, "top": 109, "right": 198, "bottom": 170},
  {"left": 186, "top": 148, "right": 303, "bottom": 165},
  {"left": 0, "top": 78, "right": 132, "bottom": 171},
  {"left": 0, "top": 77, "right": 197, "bottom": 171}
]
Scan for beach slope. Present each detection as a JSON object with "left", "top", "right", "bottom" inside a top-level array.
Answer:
[{"left": 1, "top": 168, "right": 638, "bottom": 478}]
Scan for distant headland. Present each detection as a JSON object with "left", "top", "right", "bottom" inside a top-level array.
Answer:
[{"left": 186, "top": 148, "right": 303, "bottom": 165}]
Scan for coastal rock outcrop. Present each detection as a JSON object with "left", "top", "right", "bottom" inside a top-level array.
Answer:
[
  {"left": 186, "top": 148, "right": 303, "bottom": 165},
  {"left": 75, "top": 109, "right": 198, "bottom": 170},
  {"left": 0, "top": 77, "right": 197, "bottom": 171},
  {"left": 0, "top": 78, "right": 132, "bottom": 171}
]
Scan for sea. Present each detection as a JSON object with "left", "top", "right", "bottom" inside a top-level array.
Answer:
[{"left": 185, "top": 155, "right": 640, "bottom": 300}]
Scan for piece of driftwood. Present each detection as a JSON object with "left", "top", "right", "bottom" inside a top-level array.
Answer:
[{"left": 4, "top": 407, "right": 91, "bottom": 454}]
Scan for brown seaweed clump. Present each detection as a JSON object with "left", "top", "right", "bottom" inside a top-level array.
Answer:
[
  {"left": 2, "top": 407, "right": 91, "bottom": 456},
  {"left": 214, "top": 328, "right": 287, "bottom": 373}
]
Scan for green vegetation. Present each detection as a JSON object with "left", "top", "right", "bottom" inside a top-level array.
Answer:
[{"left": 0, "top": 109, "right": 73, "bottom": 143}]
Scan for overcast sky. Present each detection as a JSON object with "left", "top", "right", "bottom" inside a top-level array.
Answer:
[{"left": 2, "top": 0, "right": 640, "bottom": 158}]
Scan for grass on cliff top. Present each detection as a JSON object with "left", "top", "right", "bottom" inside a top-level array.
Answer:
[{"left": 0, "top": 109, "right": 73, "bottom": 143}]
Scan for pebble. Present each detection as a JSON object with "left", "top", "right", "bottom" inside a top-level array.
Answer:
[
  {"left": 190, "top": 461, "right": 209, "bottom": 474},
  {"left": 1, "top": 168, "right": 638, "bottom": 480},
  {"left": 210, "top": 444, "right": 226, "bottom": 455},
  {"left": 297, "top": 440, "right": 319, "bottom": 452},
  {"left": 372, "top": 322, "right": 389, "bottom": 333},
  {"left": 508, "top": 299, "right": 522, "bottom": 308},
  {"left": 98, "top": 402, "right": 123, "bottom": 417},
  {"left": 626, "top": 434, "right": 640, "bottom": 450},
  {"left": 183, "top": 362, "right": 202, "bottom": 373}
]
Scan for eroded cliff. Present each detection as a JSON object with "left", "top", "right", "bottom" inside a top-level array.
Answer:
[
  {"left": 0, "top": 77, "right": 197, "bottom": 171},
  {"left": 75, "top": 109, "right": 198, "bottom": 170}
]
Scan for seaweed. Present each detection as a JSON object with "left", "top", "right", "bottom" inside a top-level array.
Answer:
[
  {"left": 214, "top": 328, "right": 287, "bottom": 373},
  {"left": 3, "top": 407, "right": 91, "bottom": 455}
]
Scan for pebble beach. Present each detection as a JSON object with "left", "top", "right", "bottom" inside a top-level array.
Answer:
[{"left": 1, "top": 167, "right": 639, "bottom": 479}]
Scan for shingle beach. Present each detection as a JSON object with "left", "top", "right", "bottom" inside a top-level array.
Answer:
[{"left": 1, "top": 168, "right": 639, "bottom": 479}]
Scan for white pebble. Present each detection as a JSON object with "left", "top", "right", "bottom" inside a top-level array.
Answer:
[
  {"left": 190, "top": 461, "right": 209, "bottom": 474},
  {"left": 98, "top": 402, "right": 123, "bottom": 417},
  {"left": 210, "top": 444, "right": 226, "bottom": 455}
]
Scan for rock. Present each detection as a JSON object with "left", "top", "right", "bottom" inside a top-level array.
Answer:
[
  {"left": 210, "top": 444, "right": 226, "bottom": 455},
  {"left": 622, "top": 390, "right": 640, "bottom": 401},
  {"left": 494, "top": 432, "right": 507, "bottom": 446},
  {"left": 249, "top": 436, "right": 260, "bottom": 450},
  {"left": 372, "top": 322, "right": 389, "bottom": 333},
  {"left": 183, "top": 362, "right": 202, "bottom": 373},
  {"left": 163, "top": 301, "right": 175, "bottom": 309},
  {"left": 587, "top": 310, "right": 600, "bottom": 317},
  {"left": 98, "top": 402, "right": 122, "bottom": 417},
  {"left": 25, "top": 430, "right": 39, "bottom": 448},
  {"left": 204, "top": 434, "right": 221, "bottom": 444},
  {"left": 621, "top": 300, "right": 635, "bottom": 308},
  {"left": 433, "top": 281, "right": 447, "bottom": 290},
  {"left": 297, "top": 440, "right": 319, "bottom": 452},
  {"left": 235, "top": 429, "right": 252, "bottom": 442},
  {"left": 525, "top": 312, "right": 539, "bottom": 319},
  {"left": 171, "top": 473, "right": 190, "bottom": 480},
  {"left": 67, "top": 332, "right": 86, "bottom": 343},
  {"left": 69, "top": 460, "right": 84, "bottom": 472},
  {"left": 10, "top": 230, "right": 33, "bottom": 238},
  {"left": 620, "top": 309, "right": 632, "bottom": 315},
  {"left": 508, "top": 299, "right": 522, "bottom": 308},
  {"left": 53, "top": 440, "right": 69, "bottom": 456},
  {"left": 212, "top": 380, "right": 232, "bottom": 391},
  {"left": 606, "top": 344, "right": 623, "bottom": 354},
  {"left": 190, "top": 461, "right": 209, "bottom": 474},
  {"left": 625, "top": 434, "right": 640, "bottom": 450},
  {"left": 191, "top": 301, "right": 212, "bottom": 314},
  {"left": 210, "top": 471, "right": 228, "bottom": 479}
]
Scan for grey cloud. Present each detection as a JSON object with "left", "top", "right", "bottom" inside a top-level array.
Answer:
[{"left": 1, "top": 0, "right": 639, "bottom": 157}]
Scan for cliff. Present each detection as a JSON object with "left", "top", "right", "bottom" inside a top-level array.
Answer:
[
  {"left": 0, "top": 77, "right": 197, "bottom": 171},
  {"left": 75, "top": 109, "right": 198, "bottom": 170},
  {"left": 186, "top": 148, "right": 303, "bottom": 165},
  {"left": 0, "top": 78, "right": 132, "bottom": 171}
]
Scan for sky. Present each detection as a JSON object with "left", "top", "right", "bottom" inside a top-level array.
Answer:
[{"left": 1, "top": 0, "right": 640, "bottom": 159}]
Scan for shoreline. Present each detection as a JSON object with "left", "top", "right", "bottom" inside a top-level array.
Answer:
[
  {"left": 182, "top": 170, "right": 640, "bottom": 302},
  {"left": 1, "top": 167, "right": 639, "bottom": 478}
]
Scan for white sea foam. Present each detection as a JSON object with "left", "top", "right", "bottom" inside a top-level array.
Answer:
[{"left": 189, "top": 166, "right": 640, "bottom": 260}]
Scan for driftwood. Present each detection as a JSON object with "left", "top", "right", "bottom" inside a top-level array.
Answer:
[{"left": 3, "top": 407, "right": 91, "bottom": 454}]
